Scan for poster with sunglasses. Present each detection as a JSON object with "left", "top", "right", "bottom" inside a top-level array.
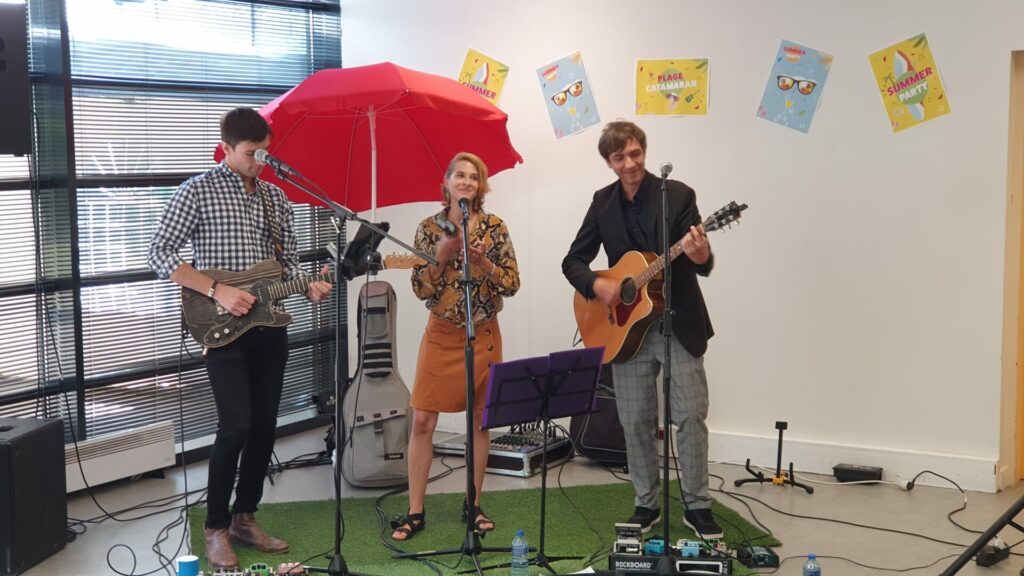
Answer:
[
  {"left": 756, "top": 40, "right": 833, "bottom": 133},
  {"left": 868, "top": 34, "right": 950, "bottom": 133},
  {"left": 635, "top": 59, "right": 709, "bottom": 116},
  {"left": 537, "top": 51, "right": 601, "bottom": 140}
]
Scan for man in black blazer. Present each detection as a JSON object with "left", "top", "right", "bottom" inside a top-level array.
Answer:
[{"left": 562, "top": 120, "right": 721, "bottom": 538}]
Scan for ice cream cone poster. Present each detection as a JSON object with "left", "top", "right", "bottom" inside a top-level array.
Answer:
[
  {"left": 869, "top": 34, "right": 950, "bottom": 132},
  {"left": 635, "top": 59, "right": 709, "bottom": 116},
  {"left": 459, "top": 49, "right": 509, "bottom": 106},
  {"left": 756, "top": 40, "right": 833, "bottom": 133},
  {"left": 537, "top": 51, "right": 601, "bottom": 140}
]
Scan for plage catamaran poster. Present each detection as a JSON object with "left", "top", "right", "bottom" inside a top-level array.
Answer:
[{"left": 635, "top": 58, "right": 709, "bottom": 116}]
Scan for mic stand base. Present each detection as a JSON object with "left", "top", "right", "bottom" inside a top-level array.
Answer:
[
  {"left": 655, "top": 554, "right": 679, "bottom": 576},
  {"left": 304, "top": 554, "right": 375, "bottom": 576},
  {"left": 397, "top": 532, "right": 513, "bottom": 576}
]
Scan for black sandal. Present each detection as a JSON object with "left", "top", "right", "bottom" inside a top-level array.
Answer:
[
  {"left": 390, "top": 510, "right": 425, "bottom": 541},
  {"left": 461, "top": 499, "right": 495, "bottom": 533}
]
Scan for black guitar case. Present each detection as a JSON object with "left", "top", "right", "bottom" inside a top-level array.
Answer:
[
  {"left": 569, "top": 364, "right": 628, "bottom": 467},
  {"left": 339, "top": 280, "right": 412, "bottom": 487}
]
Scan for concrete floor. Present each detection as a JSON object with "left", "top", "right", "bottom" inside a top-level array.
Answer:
[{"left": 23, "top": 425, "right": 1024, "bottom": 575}]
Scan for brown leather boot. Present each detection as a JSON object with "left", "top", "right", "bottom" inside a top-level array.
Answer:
[
  {"left": 203, "top": 526, "right": 238, "bottom": 569},
  {"left": 229, "top": 512, "right": 289, "bottom": 554}
]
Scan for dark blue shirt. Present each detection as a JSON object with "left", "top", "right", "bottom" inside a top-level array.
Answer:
[{"left": 618, "top": 177, "right": 654, "bottom": 252}]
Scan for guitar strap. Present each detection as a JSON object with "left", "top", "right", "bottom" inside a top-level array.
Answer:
[{"left": 256, "top": 183, "right": 284, "bottom": 259}]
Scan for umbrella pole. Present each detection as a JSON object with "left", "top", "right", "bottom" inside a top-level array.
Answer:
[
  {"left": 393, "top": 203, "right": 513, "bottom": 575},
  {"left": 369, "top": 106, "right": 377, "bottom": 222}
]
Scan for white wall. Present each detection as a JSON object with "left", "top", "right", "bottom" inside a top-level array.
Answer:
[{"left": 339, "top": 0, "right": 1023, "bottom": 492}]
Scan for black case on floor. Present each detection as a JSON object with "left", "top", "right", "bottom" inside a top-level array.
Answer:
[
  {"left": 569, "top": 366, "right": 628, "bottom": 467},
  {"left": 0, "top": 417, "right": 66, "bottom": 576}
]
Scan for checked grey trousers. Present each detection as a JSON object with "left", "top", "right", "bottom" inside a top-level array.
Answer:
[{"left": 611, "top": 328, "right": 712, "bottom": 511}]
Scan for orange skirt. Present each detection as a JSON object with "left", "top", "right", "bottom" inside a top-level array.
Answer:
[{"left": 411, "top": 315, "right": 502, "bottom": 413}]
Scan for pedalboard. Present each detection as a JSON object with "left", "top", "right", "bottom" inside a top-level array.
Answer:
[{"left": 608, "top": 553, "right": 732, "bottom": 574}]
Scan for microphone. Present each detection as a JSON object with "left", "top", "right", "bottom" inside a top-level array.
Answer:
[
  {"left": 438, "top": 219, "right": 457, "bottom": 236},
  {"left": 254, "top": 148, "right": 298, "bottom": 175},
  {"left": 458, "top": 197, "right": 470, "bottom": 219},
  {"left": 660, "top": 162, "right": 673, "bottom": 178}
]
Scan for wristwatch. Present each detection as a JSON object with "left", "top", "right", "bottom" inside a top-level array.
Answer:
[{"left": 206, "top": 280, "right": 218, "bottom": 298}]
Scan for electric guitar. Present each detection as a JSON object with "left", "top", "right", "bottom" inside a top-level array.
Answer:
[
  {"left": 573, "top": 201, "right": 747, "bottom": 364},
  {"left": 181, "top": 254, "right": 426, "bottom": 348}
]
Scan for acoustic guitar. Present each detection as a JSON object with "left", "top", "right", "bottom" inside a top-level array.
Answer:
[
  {"left": 573, "top": 201, "right": 747, "bottom": 364},
  {"left": 181, "top": 254, "right": 424, "bottom": 348}
]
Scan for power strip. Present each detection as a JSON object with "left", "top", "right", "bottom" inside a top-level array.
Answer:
[{"left": 833, "top": 463, "right": 882, "bottom": 483}]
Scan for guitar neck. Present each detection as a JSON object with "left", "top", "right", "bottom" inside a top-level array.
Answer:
[
  {"left": 260, "top": 271, "right": 335, "bottom": 301},
  {"left": 634, "top": 225, "right": 703, "bottom": 289}
]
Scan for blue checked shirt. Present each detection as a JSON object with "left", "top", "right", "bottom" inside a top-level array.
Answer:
[{"left": 148, "top": 161, "right": 303, "bottom": 281}]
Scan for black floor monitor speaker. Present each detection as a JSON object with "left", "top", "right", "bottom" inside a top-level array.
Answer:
[
  {"left": 0, "top": 3, "right": 32, "bottom": 156},
  {"left": 0, "top": 417, "right": 67, "bottom": 576}
]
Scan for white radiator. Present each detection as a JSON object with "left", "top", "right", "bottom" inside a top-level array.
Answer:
[{"left": 64, "top": 421, "right": 176, "bottom": 493}]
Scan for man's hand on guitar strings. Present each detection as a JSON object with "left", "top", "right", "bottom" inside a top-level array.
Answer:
[
  {"left": 681, "top": 224, "right": 711, "bottom": 265},
  {"left": 306, "top": 264, "right": 333, "bottom": 302},
  {"left": 216, "top": 284, "right": 256, "bottom": 317},
  {"left": 593, "top": 276, "right": 621, "bottom": 306}
]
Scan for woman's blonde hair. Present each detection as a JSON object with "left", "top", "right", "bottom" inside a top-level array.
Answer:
[{"left": 441, "top": 152, "right": 490, "bottom": 212}]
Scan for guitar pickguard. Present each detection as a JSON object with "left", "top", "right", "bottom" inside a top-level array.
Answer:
[{"left": 613, "top": 299, "right": 641, "bottom": 328}]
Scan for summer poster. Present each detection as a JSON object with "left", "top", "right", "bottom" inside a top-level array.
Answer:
[
  {"left": 458, "top": 49, "right": 509, "bottom": 106},
  {"left": 756, "top": 40, "right": 833, "bottom": 133},
  {"left": 636, "top": 59, "right": 709, "bottom": 116},
  {"left": 868, "top": 34, "right": 950, "bottom": 133},
  {"left": 536, "top": 51, "right": 601, "bottom": 140}
]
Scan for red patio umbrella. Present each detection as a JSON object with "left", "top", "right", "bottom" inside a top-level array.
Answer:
[{"left": 216, "top": 62, "right": 523, "bottom": 215}]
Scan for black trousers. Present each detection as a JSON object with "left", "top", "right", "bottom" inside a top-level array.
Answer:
[{"left": 203, "top": 326, "right": 288, "bottom": 529}]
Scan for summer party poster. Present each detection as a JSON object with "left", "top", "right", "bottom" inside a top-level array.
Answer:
[
  {"left": 756, "top": 40, "right": 833, "bottom": 133},
  {"left": 635, "top": 59, "right": 709, "bottom": 116},
  {"left": 868, "top": 34, "right": 950, "bottom": 133},
  {"left": 536, "top": 51, "right": 601, "bottom": 140},
  {"left": 458, "top": 49, "right": 509, "bottom": 106}
]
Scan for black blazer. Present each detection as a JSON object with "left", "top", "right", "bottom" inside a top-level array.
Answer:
[{"left": 562, "top": 171, "right": 714, "bottom": 358}]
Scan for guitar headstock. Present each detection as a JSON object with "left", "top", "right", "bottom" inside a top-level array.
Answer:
[
  {"left": 382, "top": 253, "right": 427, "bottom": 270},
  {"left": 702, "top": 201, "right": 748, "bottom": 233}
]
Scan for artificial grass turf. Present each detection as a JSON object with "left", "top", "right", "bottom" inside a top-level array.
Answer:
[{"left": 189, "top": 480, "right": 780, "bottom": 575}]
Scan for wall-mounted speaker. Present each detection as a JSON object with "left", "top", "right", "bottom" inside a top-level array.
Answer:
[
  {"left": 0, "top": 417, "right": 66, "bottom": 576},
  {"left": 0, "top": 3, "right": 31, "bottom": 156}
]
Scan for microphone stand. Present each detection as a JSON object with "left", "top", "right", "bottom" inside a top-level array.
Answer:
[
  {"left": 394, "top": 201, "right": 510, "bottom": 575},
  {"left": 655, "top": 168, "right": 677, "bottom": 576},
  {"left": 268, "top": 166, "right": 437, "bottom": 576}
]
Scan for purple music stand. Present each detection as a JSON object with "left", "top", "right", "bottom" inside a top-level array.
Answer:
[{"left": 478, "top": 347, "right": 604, "bottom": 575}]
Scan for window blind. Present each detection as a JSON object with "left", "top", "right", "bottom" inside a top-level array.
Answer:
[{"left": 0, "top": 0, "right": 341, "bottom": 447}]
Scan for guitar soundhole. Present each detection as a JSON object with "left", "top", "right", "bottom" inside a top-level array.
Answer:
[{"left": 620, "top": 278, "right": 637, "bottom": 305}]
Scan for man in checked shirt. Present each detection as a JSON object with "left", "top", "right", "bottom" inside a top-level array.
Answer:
[{"left": 148, "top": 107, "right": 332, "bottom": 569}]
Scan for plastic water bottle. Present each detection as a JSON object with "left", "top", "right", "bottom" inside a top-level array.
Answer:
[
  {"left": 510, "top": 529, "right": 529, "bottom": 576},
  {"left": 802, "top": 553, "right": 821, "bottom": 576}
]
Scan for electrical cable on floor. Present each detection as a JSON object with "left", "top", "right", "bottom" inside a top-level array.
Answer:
[
  {"left": 104, "top": 332, "right": 198, "bottom": 576},
  {"left": 714, "top": 470, "right": 989, "bottom": 572},
  {"left": 549, "top": 421, "right": 617, "bottom": 566},
  {"left": 373, "top": 455, "right": 461, "bottom": 576}
]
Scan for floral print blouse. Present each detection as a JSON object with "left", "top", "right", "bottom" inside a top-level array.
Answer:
[{"left": 411, "top": 210, "right": 520, "bottom": 327}]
